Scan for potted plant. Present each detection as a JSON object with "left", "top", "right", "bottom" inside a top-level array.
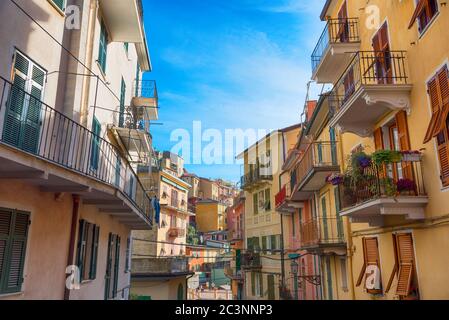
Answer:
[
  {"left": 372, "top": 150, "right": 403, "bottom": 166},
  {"left": 326, "top": 173, "right": 344, "bottom": 185},
  {"left": 400, "top": 150, "right": 422, "bottom": 162},
  {"left": 381, "top": 177, "right": 397, "bottom": 197},
  {"left": 351, "top": 152, "right": 372, "bottom": 170},
  {"left": 397, "top": 178, "right": 416, "bottom": 195}
]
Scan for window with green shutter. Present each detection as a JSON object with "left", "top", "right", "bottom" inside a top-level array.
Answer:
[
  {"left": 264, "top": 189, "right": 271, "bottom": 211},
  {"left": 267, "top": 274, "right": 275, "bottom": 300},
  {"left": 0, "top": 208, "right": 30, "bottom": 294},
  {"left": 321, "top": 196, "right": 329, "bottom": 240},
  {"left": 124, "top": 43, "right": 129, "bottom": 55},
  {"left": 90, "top": 117, "right": 101, "bottom": 171},
  {"left": 258, "top": 273, "right": 264, "bottom": 297},
  {"left": 76, "top": 220, "right": 100, "bottom": 282},
  {"left": 135, "top": 63, "right": 141, "bottom": 96},
  {"left": 51, "top": 0, "right": 66, "bottom": 11},
  {"left": 334, "top": 187, "right": 344, "bottom": 239},
  {"left": 105, "top": 233, "right": 121, "bottom": 300},
  {"left": 261, "top": 236, "right": 267, "bottom": 254},
  {"left": 251, "top": 272, "right": 256, "bottom": 296},
  {"left": 325, "top": 256, "right": 333, "bottom": 300},
  {"left": 98, "top": 21, "right": 108, "bottom": 73},
  {"left": 253, "top": 193, "right": 258, "bottom": 215},
  {"left": 125, "top": 237, "right": 131, "bottom": 273}
]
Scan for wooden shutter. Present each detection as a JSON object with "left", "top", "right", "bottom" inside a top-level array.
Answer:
[
  {"left": 423, "top": 77, "right": 443, "bottom": 143},
  {"left": 119, "top": 78, "right": 126, "bottom": 128},
  {"left": 356, "top": 237, "right": 381, "bottom": 291},
  {"left": 261, "top": 236, "right": 267, "bottom": 254},
  {"left": 265, "top": 189, "right": 271, "bottom": 210},
  {"left": 259, "top": 273, "right": 264, "bottom": 297},
  {"left": 372, "top": 23, "right": 392, "bottom": 84},
  {"left": 90, "top": 225, "right": 100, "bottom": 280},
  {"left": 113, "top": 236, "right": 121, "bottom": 298},
  {"left": 253, "top": 193, "right": 258, "bottom": 215},
  {"left": 76, "top": 220, "right": 87, "bottom": 280},
  {"left": 336, "top": 1, "right": 349, "bottom": 42},
  {"left": 2, "top": 211, "right": 30, "bottom": 293},
  {"left": 373, "top": 128, "right": 384, "bottom": 150},
  {"left": 52, "top": 0, "right": 66, "bottom": 11},
  {"left": 395, "top": 234, "right": 415, "bottom": 296},
  {"left": 408, "top": 0, "right": 426, "bottom": 28},
  {"left": 386, "top": 235, "right": 399, "bottom": 293},
  {"left": 267, "top": 275, "right": 275, "bottom": 300},
  {"left": 0, "top": 211, "right": 11, "bottom": 289},
  {"left": 395, "top": 111, "right": 414, "bottom": 181}
]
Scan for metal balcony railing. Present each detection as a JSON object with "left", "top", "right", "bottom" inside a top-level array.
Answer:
[
  {"left": 275, "top": 182, "right": 292, "bottom": 209},
  {"left": 293, "top": 141, "right": 339, "bottom": 190},
  {"left": 339, "top": 157, "right": 426, "bottom": 210},
  {"left": 299, "top": 217, "right": 345, "bottom": 248},
  {"left": 240, "top": 165, "right": 273, "bottom": 189},
  {"left": 241, "top": 252, "right": 262, "bottom": 270},
  {"left": 0, "top": 77, "right": 153, "bottom": 223},
  {"left": 132, "top": 257, "right": 189, "bottom": 274},
  {"left": 311, "top": 18, "right": 360, "bottom": 74},
  {"left": 133, "top": 79, "right": 158, "bottom": 101},
  {"left": 329, "top": 51, "right": 409, "bottom": 118}
]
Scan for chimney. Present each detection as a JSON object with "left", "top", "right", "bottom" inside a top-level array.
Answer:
[{"left": 306, "top": 100, "right": 317, "bottom": 122}]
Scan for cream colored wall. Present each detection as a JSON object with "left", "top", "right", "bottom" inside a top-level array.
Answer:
[
  {"left": 0, "top": 180, "right": 131, "bottom": 300},
  {"left": 196, "top": 203, "right": 220, "bottom": 232},
  {"left": 131, "top": 277, "right": 186, "bottom": 300}
]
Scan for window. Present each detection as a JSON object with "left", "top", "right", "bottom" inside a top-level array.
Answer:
[
  {"left": 267, "top": 274, "right": 275, "bottom": 300},
  {"left": 4, "top": 51, "right": 46, "bottom": 154},
  {"left": 409, "top": 0, "right": 439, "bottom": 34},
  {"left": 124, "top": 42, "right": 129, "bottom": 55},
  {"left": 253, "top": 193, "right": 258, "bottom": 215},
  {"left": 76, "top": 220, "right": 100, "bottom": 281},
  {"left": 325, "top": 256, "right": 333, "bottom": 300},
  {"left": 90, "top": 117, "right": 101, "bottom": 171},
  {"left": 386, "top": 233, "right": 420, "bottom": 299},
  {"left": 50, "top": 0, "right": 66, "bottom": 12},
  {"left": 98, "top": 20, "right": 108, "bottom": 73},
  {"left": 340, "top": 258, "right": 348, "bottom": 291},
  {"left": 424, "top": 66, "right": 449, "bottom": 186},
  {"left": 356, "top": 237, "right": 382, "bottom": 294},
  {"left": 105, "top": 233, "right": 120, "bottom": 300},
  {"left": 291, "top": 212, "right": 296, "bottom": 237},
  {"left": 0, "top": 209, "right": 30, "bottom": 294},
  {"left": 254, "top": 272, "right": 263, "bottom": 297}
]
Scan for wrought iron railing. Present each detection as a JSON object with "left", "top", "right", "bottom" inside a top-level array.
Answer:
[
  {"left": 240, "top": 165, "right": 273, "bottom": 189},
  {"left": 299, "top": 217, "right": 345, "bottom": 248},
  {"left": 132, "top": 257, "right": 189, "bottom": 274},
  {"left": 292, "top": 141, "right": 339, "bottom": 190},
  {"left": 0, "top": 76, "right": 153, "bottom": 223},
  {"left": 133, "top": 79, "right": 158, "bottom": 102},
  {"left": 241, "top": 252, "right": 261, "bottom": 270},
  {"left": 339, "top": 158, "right": 426, "bottom": 210},
  {"left": 329, "top": 51, "right": 409, "bottom": 118},
  {"left": 311, "top": 18, "right": 360, "bottom": 74}
]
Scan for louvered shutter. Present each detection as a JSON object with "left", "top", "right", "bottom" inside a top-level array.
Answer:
[
  {"left": 253, "top": 193, "right": 258, "bottom": 215},
  {"left": 261, "top": 236, "right": 267, "bottom": 254},
  {"left": 0, "top": 211, "right": 12, "bottom": 292},
  {"left": 22, "top": 84, "right": 42, "bottom": 154},
  {"left": 4, "top": 211, "right": 30, "bottom": 293},
  {"left": 4, "top": 76, "right": 26, "bottom": 148},
  {"left": 373, "top": 128, "right": 384, "bottom": 150},
  {"left": 395, "top": 234, "right": 415, "bottom": 296},
  {"left": 423, "top": 77, "right": 442, "bottom": 143},
  {"left": 119, "top": 78, "right": 126, "bottom": 128},
  {"left": 365, "top": 237, "right": 382, "bottom": 294},
  {"left": 264, "top": 188, "right": 271, "bottom": 210},
  {"left": 259, "top": 273, "right": 263, "bottom": 297},
  {"left": 113, "top": 236, "right": 121, "bottom": 298},
  {"left": 90, "top": 225, "right": 100, "bottom": 280},
  {"left": 334, "top": 187, "right": 344, "bottom": 239},
  {"left": 105, "top": 233, "right": 113, "bottom": 300},
  {"left": 76, "top": 220, "right": 87, "bottom": 280},
  {"left": 52, "top": 0, "right": 66, "bottom": 11},
  {"left": 395, "top": 111, "right": 414, "bottom": 181},
  {"left": 408, "top": 0, "right": 426, "bottom": 29}
]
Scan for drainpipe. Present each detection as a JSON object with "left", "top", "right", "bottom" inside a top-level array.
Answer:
[
  {"left": 80, "top": 0, "right": 98, "bottom": 127},
  {"left": 279, "top": 132, "right": 286, "bottom": 297},
  {"left": 64, "top": 195, "right": 81, "bottom": 300}
]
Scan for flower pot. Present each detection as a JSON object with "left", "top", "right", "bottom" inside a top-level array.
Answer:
[{"left": 402, "top": 154, "right": 421, "bottom": 162}]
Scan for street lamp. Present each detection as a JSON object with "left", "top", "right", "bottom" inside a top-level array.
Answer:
[{"left": 290, "top": 259, "right": 299, "bottom": 300}]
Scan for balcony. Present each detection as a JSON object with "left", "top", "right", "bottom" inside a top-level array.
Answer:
[
  {"left": 291, "top": 142, "right": 340, "bottom": 201},
  {"left": 132, "top": 80, "right": 159, "bottom": 121},
  {"left": 241, "top": 252, "right": 262, "bottom": 270},
  {"left": 240, "top": 166, "right": 273, "bottom": 191},
  {"left": 0, "top": 77, "right": 152, "bottom": 229},
  {"left": 224, "top": 266, "right": 243, "bottom": 281},
  {"left": 131, "top": 257, "right": 192, "bottom": 278},
  {"left": 230, "top": 230, "right": 243, "bottom": 241},
  {"left": 99, "top": 0, "right": 150, "bottom": 70},
  {"left": 329, "top": 51, "right": 412, "bottom": 137},
  {"left": 311, "top": 18, "right": 360, "bottom": 83},
  {"left": 168, "top": 227, "right": 186, "bottom": 238},
  {"left": 275, "top": 182, "right": 304, "bottom": 214},
  {"left": 299, "top": 217, "right": 346, "bottom": 254},
  {"left": 338, "top": 157, "right": 428, "bottom": 226}
]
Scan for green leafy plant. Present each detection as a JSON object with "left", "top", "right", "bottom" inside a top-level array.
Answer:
[{"left": 372, "top": 150, "right": 403, "bottom": 166}]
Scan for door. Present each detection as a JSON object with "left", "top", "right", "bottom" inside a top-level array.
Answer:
[
  {"left": 3, "top": 51, "right": 45, "bottom": 153},
  {"left": 372, "top": 22, "right": 392, "bottom": 84},
  {"left": 337, "top": 1, "right": 349, "bottom": 42}
]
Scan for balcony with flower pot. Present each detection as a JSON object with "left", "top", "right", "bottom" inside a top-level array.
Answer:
[
  {"left": 328, "top": 51, "right": 412, "bottom": 137},
  {"left": 336, "top": 150, "right": 428, "bottom": 226}
]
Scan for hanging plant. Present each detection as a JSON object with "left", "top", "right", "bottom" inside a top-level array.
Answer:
[
  {"left": 397, "top": 178, "right": 416, "bottom": 194},
  {"left": 326, "top": 173, "right": 345, "bottom": 185},
  {"left": 351, "top": 152, "right": 372, "bottom": 170}
]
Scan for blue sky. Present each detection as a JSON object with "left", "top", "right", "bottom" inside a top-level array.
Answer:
[{"left": 142, "top": 0, "right": 327, "bottom": 183}]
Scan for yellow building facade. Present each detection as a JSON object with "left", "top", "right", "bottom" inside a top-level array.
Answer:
[
  {"left": 195, "top": 200, "right": 227, "bottom": 233},
  {"left": 310, "top": 0, "right": 449, "bottom": 300},
  {"left": 239, "top": 124, "right": 301, "bottom": 300}
]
